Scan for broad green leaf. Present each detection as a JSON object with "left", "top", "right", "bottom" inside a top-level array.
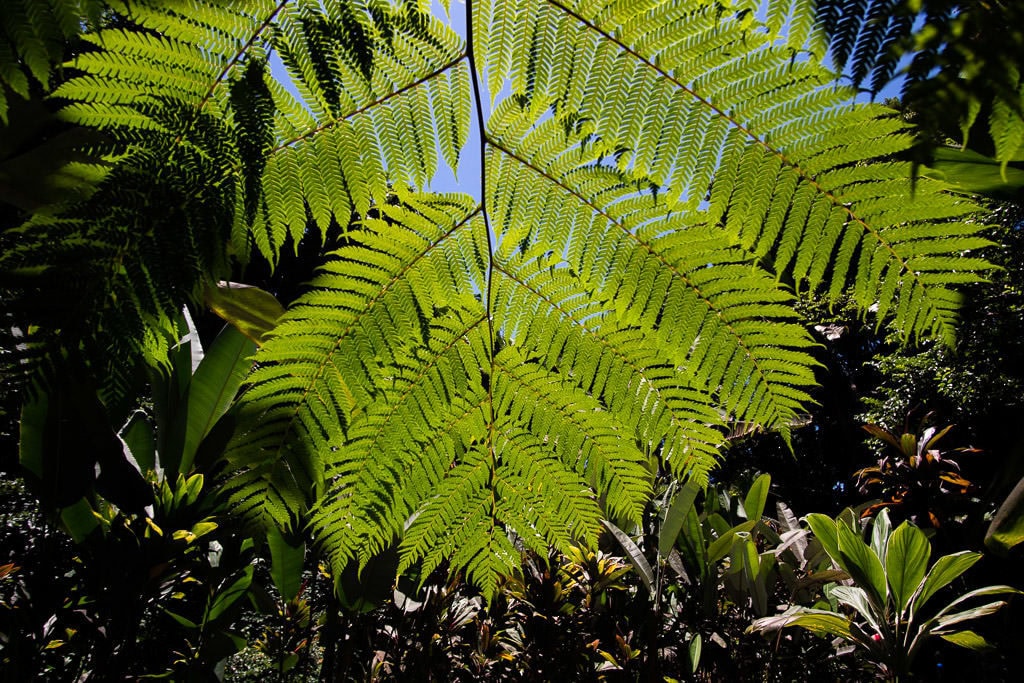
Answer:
[
  {"left": 120, "top": 411, "right": 155, "bottom": 474},
  {"left": 805, "top": 513, "right": 842, "bottom": 570},
  {"left": 985, "top": 475, "right": 1024, "bottom": 554},
  {"left": 678, "top": 505, "right": 708, "bottom": 583},
  {"left": 829, "top": 585, "right": 883, "bottom": 634},
  {"left": 886, "top": 522, "right": 930, "bottom": 613},
  {"left": 937, "top": 630, "right": 993, "bottom": 650},
  {"left": 181, "top": 474, "right": 204, "bottom": 507},
  {"left": 934, "top": 601, "right": 1010, "bottom": 631},
  {"left": 869, "top": 508, "right": 891, "bottom": 566},
  {"left": 744, "top": 473, "right": 771, "bottom": 523},
  {"left": 59, "top": 498, "right": 100, "bottom": 544},
  {"left": 748, "top": 606, "right": 852, "bottom": 638},
  {"left": 205, "top": 281, "right": 285, "bottom": 345},
  {"left": 734, "top": 537, "right": 771, "bottom": 616},
  {"left": 688, "top": 634, "right": 702, "bottom": 674},
  {"left": 708, "top": 520, "right": 757, "bottom": 564},
  {"left": 913, "top": 552, "right": 982, "bottom": 611},
  {"left": 931, "top": 585, "right": 1023, "bottom": 622},
  {"left": 659, "top": 482, "right": 700, "bottom": 559},
  {"left": 191, "top": 521, "right": 218, "bottom": 539},
  {"left": 837, "top": 521, "right": 887, "bottom": 607},
  {"left": 707, "top": 512, "right": 732, "bottom": 538},
  {"left": 267, "top": 526, "right": 305, "bottom": 602},
  {"left": 180, "top": 325, "right": 256, "bottom": 474},
  {"left": 164, "top": 609, "right": 199, "bottom": 630},
  {"left": 603, "top": 520, "right": 653, "bottom": 594},
  {"left": 926, "top": 146, "right": 1024, "bottom": 197},
  {"left": 208, "top": 565, "right": 254, "bottom": 622}
]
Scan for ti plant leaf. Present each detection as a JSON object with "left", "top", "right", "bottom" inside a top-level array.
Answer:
[{"left": 753, "top": 509, "right": 1020, "bottom": 680}]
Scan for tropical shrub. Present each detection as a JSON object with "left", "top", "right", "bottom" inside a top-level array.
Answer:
[
  {"left": 607, "top": 473, "right": 853, "bottom": 681},
  {"left": 855, "top": 420, "right": 979, "bottom": 528},
  {"left": 750, "top": 509, "right": 1021, "bottom": 681},
  {"left": 5, "top": 309, "right": 274, "bottom": 679}
]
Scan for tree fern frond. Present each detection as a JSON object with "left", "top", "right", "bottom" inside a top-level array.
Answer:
[
  {"left": 486, "top": 101, "right": 819, "bottom": 435},
  {"left": 5, "top": 0, "right": 999, "bottom": 602},
  {"left": 475, "top": 0, "right": 992, "bottom": 345},
  {"left": 256, "top": 4, "right": 468, "bottom": 255},
  {"left": 225, "top": 193, "right": 483, "bottom": 527}
]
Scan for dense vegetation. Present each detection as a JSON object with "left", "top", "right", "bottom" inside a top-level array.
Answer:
[{"left": 2, "top": 0, "right": 1023, "bottom": 680}]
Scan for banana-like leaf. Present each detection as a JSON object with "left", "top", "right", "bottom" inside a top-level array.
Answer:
[
  {"left": 837, "top": 521, "right": 887, "bottom": 607},
  {"left": 986, "top": 475, "right": 1024, "bottom": 554},
  {"left": 931, "top": 585, "right": 1023, "bottom": 623},
  {"left": 207, "top": 565, "right": 254, "bottom": 623},
  {"left": 267, "top": 525, "right": 305, "bottom": 602},
  {"left": 59, "top": 498, "right": 100, "bottom": 544},
  {"left": 886, "top": 522, "right": 930, "bottom": 613},
  {"left": 687, "top": 634, "right": 702, "bottom": 674},
  {"left": 678, "top": 505, "right": 709, "bottom": 584},
  {"left": 805, "top": 513, "right": 843, "bottom": 571},
  {"left": 869, "top": 508, "right": 891, "bottom": 566},
  {"left": 937, "top": 630, "right": 993, "bottom": 650},
  {"left": 926, "top": 147, "right": 1024, "bottom": 198},
  {"left": 748, "top": 606, "right": 852, "bottom": 638},
  {"left": 659, "top": 482, "right": 700, "bottom": 559},
  {"left": 603, "top": 519, "right": 653, "bottom": 594},
  {"left": 829, "top": 585, "right": 884, "bottom": 635},
  {"left": 912, "top": 551, "right": 982, "bottom": 611},
  {"left": 707, "top": 520, "right": 757, "bottom": 564},
  {"left": 205, "top": 282, "right": 285, "bottom": 345},
  {"left": 933, "top": 601, "right": 1010, "bottom": 631},
  {"left": 120, "top": 411, "right": 155, "bottom": 474},
  {"left": 179, "top": 325, "right": 257, "bottom": 475},
  {"left": 743, "top": 473, "right": 771, "bottom": 523}
]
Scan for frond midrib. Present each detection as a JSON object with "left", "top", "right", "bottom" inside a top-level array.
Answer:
[
  {"left": 269, "top": 53, "right": 468, "bottom": 153},
  {"left": 352, "top": 314, "right": 488, "bottom": 464},
  {"left": 491, "top": 357, "right": 628, "bottom": 469},
  {"left": 172, "top": 0, "right": 292, "bottom": 146}
]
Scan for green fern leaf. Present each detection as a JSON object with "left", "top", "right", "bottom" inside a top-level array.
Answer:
[{"left": 4, "top": 0, "right": 998, "bottom": 600}]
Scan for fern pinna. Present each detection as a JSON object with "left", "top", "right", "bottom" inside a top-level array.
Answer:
[{"left": 2, "top": 0, "right": 993, "bottom": 596}]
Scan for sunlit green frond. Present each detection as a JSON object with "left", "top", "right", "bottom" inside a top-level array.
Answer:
[
  {"left": 312, "top": 313, "right": 491, "bottom": 571},
  {"left": 225, "top": 192, "right": 484, "bottom": 526},
  {"left": 486, "top": 99, "right": 819, "bottom": 441},
  {"left": 475, "top": 0, "right": 993, "bottom": 345},
  {"left": 256, "top": 2, "right": 469, "bottom": 258},
  {"left": 0, "top": 0, "right": 108, "bottom": 118},
  {"left": 4, "top": 0, "right": 997, "bottom": 601}
]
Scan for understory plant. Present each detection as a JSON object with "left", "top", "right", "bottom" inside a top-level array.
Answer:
[
  {"left": 749, "top": 509, "right": 1021, "bottom": 681},
  {"left": 855, "top": 420, "right": 979, "bottom": 528}
]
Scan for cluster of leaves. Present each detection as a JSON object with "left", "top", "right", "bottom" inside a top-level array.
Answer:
[
  {"left": 751, "top": 508, "right": 1021, "bottom": 681},
  {"left": 819, "top": 0, "right": 1024, "bottom": 188},
  {"left": 855, "top": 421, "right": 979, "bottom": 528}
]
